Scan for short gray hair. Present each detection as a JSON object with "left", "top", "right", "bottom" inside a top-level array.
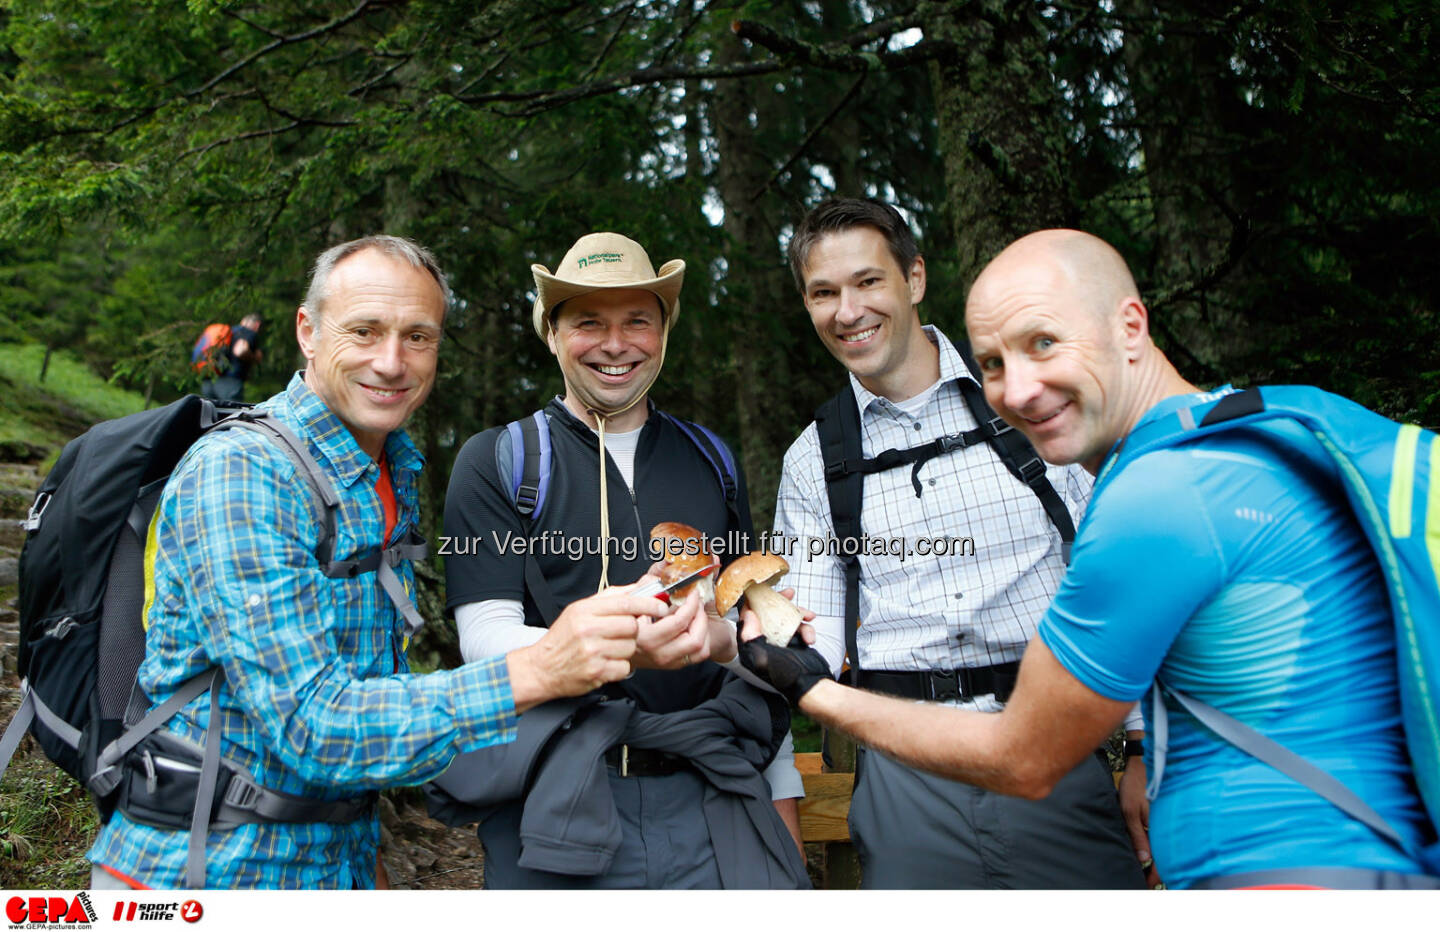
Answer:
[{"left": 303, "top": 235, "right": 451, "bottom": 319}]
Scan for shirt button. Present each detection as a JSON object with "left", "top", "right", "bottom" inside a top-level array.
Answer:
[
  {"left": 953, "top": 593, "right": 963, "bottom": 600},
  {"left": 247, "top": 594, "right": 261, "bottom": 608},
  {"left": 913, "top": 422, "right": 923, "bottom": 431},
  {"left": 928, "top": 478, "right": 936, "bottom": 487}
]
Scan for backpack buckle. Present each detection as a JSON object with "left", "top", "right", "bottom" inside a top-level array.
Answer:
[
  {"left": 927, "top": 670, "right": 960, "bottom": 703},
  {"left": 515, "top": 483, "right": 540, "bottom": 515},
  {"left": 984, "top": 416, "right": 1012, "bottom": 438},
  {"left": 87, "top": 765, "right": 122, "bottom": 798},
  {"left": 937, "top": 432, "right": 970, "bottom": 453},
  {"left": 824, "top": 460, "right": 850, "bottom": 482},
  {"left": 1017, "top": 456, "right": 1047, "bottom": 484},
  {"left": 23, "top": 491, "right": 51, "bottom": 532},
  {"left": 222, "top": 772, "right": 263, "bottom": 812}
]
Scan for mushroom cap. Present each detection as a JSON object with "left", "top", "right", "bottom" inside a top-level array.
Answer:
[
  {"left": 715, "top": 551, "right": 790, "bottom": 615},
  {"left": 650, "top": 521, "right": 719, "bottom": 595}
]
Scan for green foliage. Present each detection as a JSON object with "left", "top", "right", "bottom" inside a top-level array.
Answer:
[
  {"left": 0, "top": 342, "right": 147, "bottom": 460},
  {"left": 0, "top": 0, "right": 1434, "bottom": 887},
  {"left": 0, "top": 754, "right": 96, "bottom": 891},
  {"left": 0, "top": 0, "right": 1431, "bottom": 500},
  {"left": 0, "top": 342, "right": 146, "bottom": 419}
]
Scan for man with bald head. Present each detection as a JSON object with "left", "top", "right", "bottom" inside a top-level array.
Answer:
[
  {"left": 769, "top": 199, "right": 1146, "bottom": 889},
  {"left": 741, "top": 228, "right": 1438, "bottom": 888}
]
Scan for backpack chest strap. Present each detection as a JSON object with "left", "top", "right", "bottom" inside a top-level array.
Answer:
[{"left": 824, "top": 422, "right": 994, "bottom": 498}]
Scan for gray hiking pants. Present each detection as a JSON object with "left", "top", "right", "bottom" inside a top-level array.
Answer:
[{"left": 849, "top": 747, "right": 1146, "bottom": 889}]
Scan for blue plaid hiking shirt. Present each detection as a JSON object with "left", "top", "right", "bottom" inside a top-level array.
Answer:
[{"left": 89, "top": 374, "right": 517, "bottom": 888}]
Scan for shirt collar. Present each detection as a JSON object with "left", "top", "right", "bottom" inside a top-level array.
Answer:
[
  {"left": 1098, "top": 383, "right": 1238, "bottom": 473},
  {"left": 1134, "top": 384, "right": 1238, "bottom": 430},
  {"left": 848, "top": 324, "right": 970, "bottom": 418},
  {"left": 276, "top": 372, "right": 424, "bottom": 488},
  {"left": 546, "top": 395, "right": 656, "bottom": 440}
]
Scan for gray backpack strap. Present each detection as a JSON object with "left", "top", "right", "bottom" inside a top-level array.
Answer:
[
  {"left": 212, "top": 413, "right": 342, "bottom": 572},
  {"left": 187, "top": 669, "right": 225, "bottom": 889},
  {"left": 0, "top": 686, "right": 66, "bottom": 786},
  {"left": 217, "top": 413, "right": 427, "bottom": 636},
  {"left": 22, "top": 684, "right": 81, "bottom": 749},
  {"left": 0, "top": 691, "right": 35, "bottom": 786},
  {"left": 1153, "top": 679, "right": 1410, "bottom": 854},
  {"left": 377, "top": 559, "right": 425, "bottom": 641},
  {"left": 88, "top": 668, "right": 219, "bottom": 798},
  {"left": 1146, "top": 680, "right": 1168, "bottom": 802}
]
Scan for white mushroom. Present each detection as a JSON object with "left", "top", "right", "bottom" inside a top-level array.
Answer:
[{"left": 717, "top": 552, "right": 803, "bottom": 646}]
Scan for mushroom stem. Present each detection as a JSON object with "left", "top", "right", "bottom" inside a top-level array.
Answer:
[{"left": 745, "top": 583, "right": 803, "bottom": 646}]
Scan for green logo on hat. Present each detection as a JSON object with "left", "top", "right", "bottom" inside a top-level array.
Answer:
[{"left": 577, "top": 252, "right": 624, "bottom": 269}]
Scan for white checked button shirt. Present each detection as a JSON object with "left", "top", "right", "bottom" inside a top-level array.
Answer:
[{"left": 774, "top": 325, "right": 1094, "bottom": 712}]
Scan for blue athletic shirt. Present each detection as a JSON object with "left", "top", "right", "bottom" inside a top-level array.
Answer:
[{"left": 1038, "top": 387, "right": 1430, "bottom": 887}]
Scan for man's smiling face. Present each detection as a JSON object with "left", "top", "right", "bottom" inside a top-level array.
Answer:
[
  {"left": 297, "top": 247, "right": 445, "bottom": 460},
  {"left": 966, "top": 257, "right": 1128, "bottom": 473},
  {"left": 548, "top": 287, "right": 664, "bottom": 424},
  {"left": 800, "top": 226, "right": 928, "bottom": 399}
]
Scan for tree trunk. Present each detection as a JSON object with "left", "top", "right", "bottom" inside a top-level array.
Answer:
[
  {"left": 712, "top": 38, "right": 788, "bottom": 533},
  {"left": 1120, "top": 0, "right": 1249, "bottom": 379},
  {"left": 928, "top": 3, "right": 1074, "bottom": 291}
]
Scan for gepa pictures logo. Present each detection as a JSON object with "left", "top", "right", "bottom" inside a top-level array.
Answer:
[{"left": 5, "top": 893, "right": 97, "bottom": 928}]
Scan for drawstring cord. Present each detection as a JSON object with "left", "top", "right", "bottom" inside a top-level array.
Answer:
[{"left": 593, "top": 409, "right": 611, "bottom": 592}]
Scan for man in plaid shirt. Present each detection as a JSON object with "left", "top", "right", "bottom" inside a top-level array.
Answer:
[
  {"left": 88, "top": 236, "right": 671, "bottom": 889},
  {"left": 767, "top": 200, "right": 1147, "bottom": 888}
]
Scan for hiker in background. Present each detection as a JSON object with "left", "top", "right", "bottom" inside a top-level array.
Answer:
[
  {"left": 439, "top": 231, "right": 808, "bottom": 889},
  {"left": 740, "top": 228, "right": 1439, "bottom": 889},
  {"left": 766, "top": 199, "right": 1146, "bottom": 889},
  {"left": 194, "top": 313, "right": 264, "bottom": 402},
  {"left": 87, "top": 235, "right": 667, "bottom": 889}
]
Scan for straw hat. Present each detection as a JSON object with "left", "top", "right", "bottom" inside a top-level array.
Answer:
[{"left": 531, "top": 232, "right": 684, "bottom": 340}]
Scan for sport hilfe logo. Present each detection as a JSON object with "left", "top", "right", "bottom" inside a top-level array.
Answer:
[
  {"left": 109, "top": 900, "right": 203, "bottom": 923},
  {"left": 5, "top": 893, "right": 98, "bottom": 926}
]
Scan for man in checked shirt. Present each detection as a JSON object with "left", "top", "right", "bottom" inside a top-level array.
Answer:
[
  {"left": 87, "top": 236, "right": 674, "bottom": 889},
  {"left": 769, "top": 199, "right": 1148, "bottom": 888}
]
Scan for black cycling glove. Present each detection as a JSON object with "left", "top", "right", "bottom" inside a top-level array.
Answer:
[{"left": 738, "top": 636, "right": 832, "bottom": 706}]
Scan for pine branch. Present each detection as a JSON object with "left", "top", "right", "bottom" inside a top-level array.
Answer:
[
  {"left": 731, "top": 18, "right": 955, "bottom": 72},
  {"left": 453, "top": 59, "right": 784, "bottom": 116},
  {"left": 180, "top": 121, "right": 302, "bottom": 159},
  {"left": 190, "top": 0, "right": 384, "bottom": 97},
  {"left": 750, "top": 74, "right": 868, "bottom": 202}
]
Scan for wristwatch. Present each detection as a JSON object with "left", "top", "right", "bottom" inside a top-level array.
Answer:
[{"left": 1124, "top": 736, "right": 1145, "bottom": 758}]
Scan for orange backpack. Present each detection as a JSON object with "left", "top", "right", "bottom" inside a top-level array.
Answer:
[{"left": 189, "top": 323, "right": 232, "bottom": 376}]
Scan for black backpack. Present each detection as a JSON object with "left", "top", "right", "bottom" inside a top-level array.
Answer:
[
  {"left": 0, "top": 395, "right": 426, "bottom": 887},
  {"left": 813, "top": 336, "right": 1076, "bottom": 686}
]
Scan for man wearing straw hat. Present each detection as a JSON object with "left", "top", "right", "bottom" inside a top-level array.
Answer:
[{"left": 440, "top": 232, "right": 808, "bottom": 888}]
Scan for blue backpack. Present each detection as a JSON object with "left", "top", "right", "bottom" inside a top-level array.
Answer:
[
  {"left": 1099, "top": 386, "right": 1440, "bottom": 872},
  {"left": 499, "top": 408, "right": 740, "bottom": 623}
]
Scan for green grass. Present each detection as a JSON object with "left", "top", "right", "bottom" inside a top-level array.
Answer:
[
  {"left": 0, "top": 342, "right": 147, "bottom": 462},
  {"left": 0, "top": 752, "right": 96, "bottom": 891},
  {"left": 0, "top": 343, "right": 145, "bottom": 422}
]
